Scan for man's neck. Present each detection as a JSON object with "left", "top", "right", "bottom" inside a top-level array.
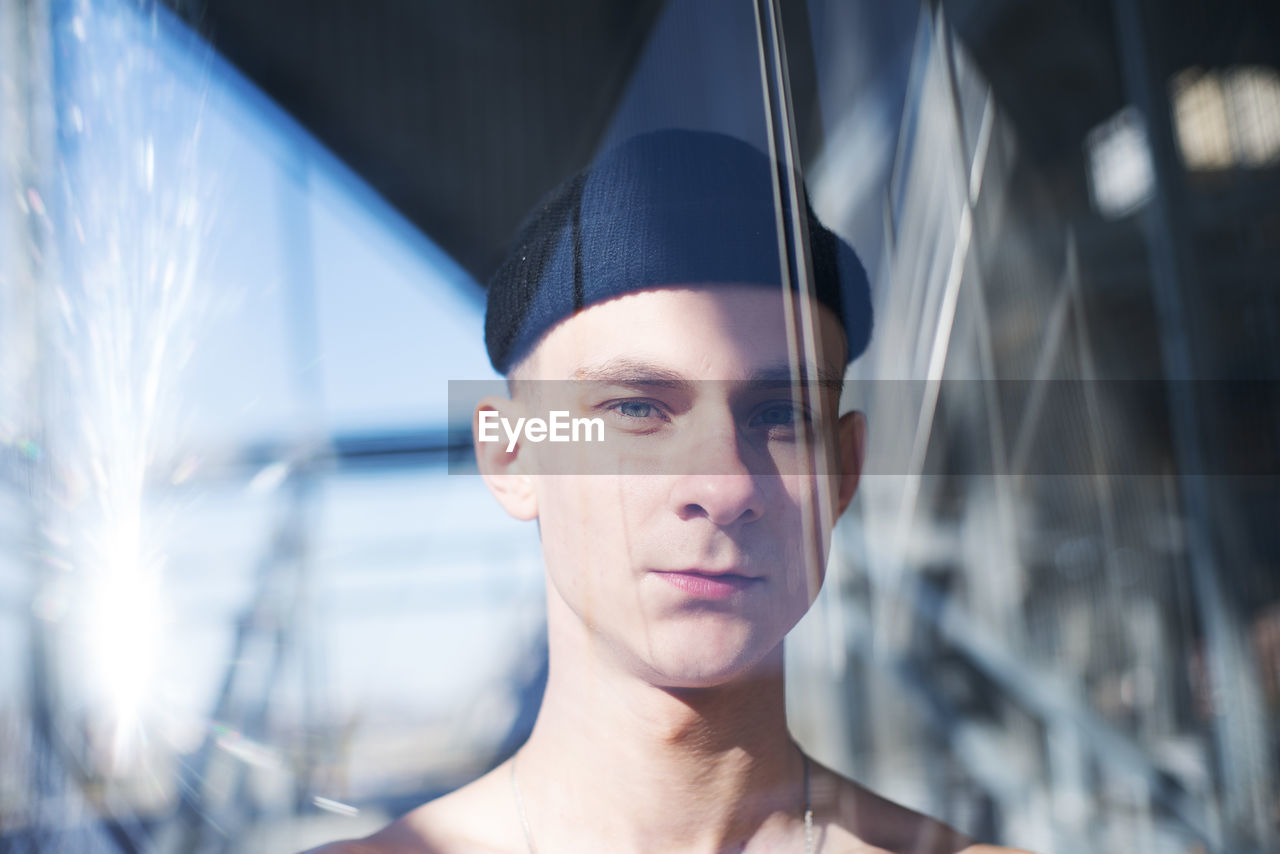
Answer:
[{"left": 513, "top": 594, "right": 805, "bottom": 853}]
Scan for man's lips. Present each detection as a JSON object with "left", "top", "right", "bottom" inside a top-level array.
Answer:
[{"left": 651, "top": 569, "right": 762, "bottom": 600}]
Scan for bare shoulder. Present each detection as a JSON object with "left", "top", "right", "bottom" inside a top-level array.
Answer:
[
  {"left": 808, "top": 758, "right": 1032, "bottom": 853},
  {"left": 303, "top": 762, "right": 522, "bottom": 854}
]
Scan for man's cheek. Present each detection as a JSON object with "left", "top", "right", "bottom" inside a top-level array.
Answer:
[{"left": 543, "top": 484, "right": 623, "bottom": 560}]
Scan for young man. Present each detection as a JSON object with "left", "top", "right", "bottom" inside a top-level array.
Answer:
[{"left": 314, "top": 131, "right": 1025, "bottom": 853}]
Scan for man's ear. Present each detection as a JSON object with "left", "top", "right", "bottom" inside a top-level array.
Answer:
[
  {"left": 474, "top": 397, "right": 538, "bottom": 521},
  {"left": 834, "top": 410, "right": 866, "bottom": 517}
]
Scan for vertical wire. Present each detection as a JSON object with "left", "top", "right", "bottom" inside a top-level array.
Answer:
[{"left": 751, "top": 0, "right": 834, "bottom": 602}]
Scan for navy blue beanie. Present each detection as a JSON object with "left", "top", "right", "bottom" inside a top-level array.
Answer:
[{"left": 485, "top": 129, "right": 872, "bottom": 374}]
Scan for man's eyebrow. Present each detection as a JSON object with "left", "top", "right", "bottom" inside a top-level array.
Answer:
[
  {"left": 571, "top": 358, "right": 844, "bottom": 393},
  {"left": 571, "top": 358, "right": 695, "bottom": 391},
  {"left": 747, "top": 362, "right": 846, "bottom": 393}
]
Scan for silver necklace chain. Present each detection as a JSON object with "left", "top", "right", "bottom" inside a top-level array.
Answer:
[
  {"left": 509, "top": 751, "right": 815, "bottom": 854},
  {"left": 510, "top": 755, "right": 539, "bottom": 854}
]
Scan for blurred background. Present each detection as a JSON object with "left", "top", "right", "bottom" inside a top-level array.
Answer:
[{"left": 1, "top": 0, "right": 1277, "bottom": 851}]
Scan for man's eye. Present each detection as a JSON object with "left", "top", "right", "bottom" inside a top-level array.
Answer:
[
  {"left": 750, "top": 402, "right": 807, "bottom": 427},
  {"left": 612, "top": 400, "right": 663, "bottom": 419}
]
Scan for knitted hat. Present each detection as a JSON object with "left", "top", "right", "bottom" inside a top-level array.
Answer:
[{"left": 485, "top": 129, "right": 872, "bottom": 374}]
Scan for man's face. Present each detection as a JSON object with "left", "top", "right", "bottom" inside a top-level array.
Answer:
[{"left": 481, "top": 284, "right": 863, "bottom": 689}]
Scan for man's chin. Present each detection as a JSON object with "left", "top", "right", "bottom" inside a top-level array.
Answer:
[{"left": 636, "top": 627, "right": 785, "bottom": 690}]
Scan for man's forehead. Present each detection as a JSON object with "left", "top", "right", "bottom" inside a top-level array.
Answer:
[{"left": 517, "top": 283, "right": 849, "bottom": 381}]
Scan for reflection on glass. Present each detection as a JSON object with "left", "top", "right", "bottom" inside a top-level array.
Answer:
[{"left": 0, "top": 0, "right": 1275, "bottom": 852}]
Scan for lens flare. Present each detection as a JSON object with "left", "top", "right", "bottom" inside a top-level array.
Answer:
[{"left": 39, "top": 0, "right": 214, "bottom": 775}]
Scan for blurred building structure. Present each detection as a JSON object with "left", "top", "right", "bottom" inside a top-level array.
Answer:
[{"left": 0, "top": 0, "right": 1276, "bottom": 852}]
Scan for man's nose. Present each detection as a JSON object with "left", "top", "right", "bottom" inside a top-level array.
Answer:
[{"left": 668, "top": 420, "right": 765, "bottom": 526}]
